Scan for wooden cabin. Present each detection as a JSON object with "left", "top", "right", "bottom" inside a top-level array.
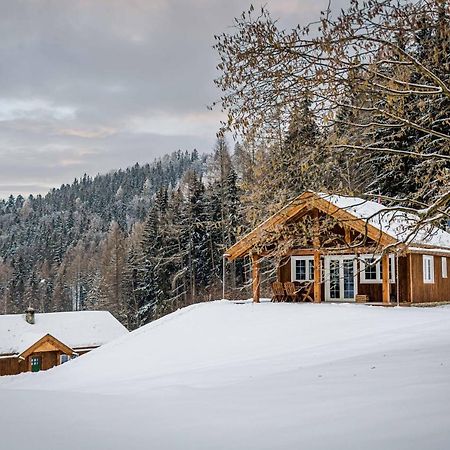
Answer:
[
  {"left": 0, "top": 308, "right": 128, "bottom": 376},
  {"left": 226, "top": 192, "right": 450, "bottom": 305}
]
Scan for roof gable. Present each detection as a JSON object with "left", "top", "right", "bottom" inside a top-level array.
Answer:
[
  {"left": 19, "top": 334, "right": 74, "bottom": 358},
  {"left": 226, "top": 191, "right": 450, "bottom": 260}
]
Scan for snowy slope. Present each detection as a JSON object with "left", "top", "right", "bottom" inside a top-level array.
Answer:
[{"left": 1, "top": 301, "right": 450, "bottom": 450}]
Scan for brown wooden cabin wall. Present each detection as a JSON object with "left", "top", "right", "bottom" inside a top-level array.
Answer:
[
  {"left": 22, "top": 352, "right": 59, "bottom": 372},
  {"left": 410, "top": 253, "right": 450, "bottom": 303},
  {"left": 356, "top": 256, "right": 408, "bottom": 302},
  {"left": 1, "top": 351, "right": 68, "bottom": 376},
  {"left": 0, "top": 357, "right": 26, "bottom": 376},
  {"left": 34, "top": 351, "right": 59, "bottom": 371},
  {"left": 279, "top": 259, "right": 291, "bottom": 283},
  {"left": 398, "top": 256, "right": 409, "bottom": 302}
]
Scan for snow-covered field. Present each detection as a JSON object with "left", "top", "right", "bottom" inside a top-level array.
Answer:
[{"left": 1, "top": 300, "right": 450, "bottom": 450}]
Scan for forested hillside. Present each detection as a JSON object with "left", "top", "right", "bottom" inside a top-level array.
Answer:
[{"left": 0, "top": 148, "right": 246, "bottom": 328}]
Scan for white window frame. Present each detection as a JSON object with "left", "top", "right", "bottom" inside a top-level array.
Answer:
[
  {"left": 60, "top": 354, "right": 71, "bottom": 365},
  {"left": 291, "top": 256, "right": 315, "bottom": 282},
  {"left": 423, "top": 255, "right": 434, "bottom": 284},
  {"left": 359, "top": 254, "right": 395, "bottom": 284},
  {"left": 442, "top": 257, "right": 448, "bottom": 279}
]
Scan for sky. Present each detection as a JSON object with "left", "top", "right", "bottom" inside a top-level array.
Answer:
[{"left": 0, "top": 0, "right": 346, "bottom": 199}]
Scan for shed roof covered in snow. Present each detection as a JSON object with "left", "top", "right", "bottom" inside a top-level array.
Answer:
[{"left": 0, "top": 310, "right": 128, "bottom": 356}]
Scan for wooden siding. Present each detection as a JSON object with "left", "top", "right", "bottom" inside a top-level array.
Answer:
[
  {"left": 1, "top": 334, "right": 79, "bottom": 376},
  {"left": 0, "top": 357, "right": 25, "bottom": 376},
  {"left": 410, "top": 253, "right": 450, "bottom": 303}
]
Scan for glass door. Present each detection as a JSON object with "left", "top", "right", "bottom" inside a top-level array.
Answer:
[
  {"left": 325, "top": 257, "right": 357, "bottom": 301},
  {"left": 329, "top": 260, "right": 341, "bottom": 299}
]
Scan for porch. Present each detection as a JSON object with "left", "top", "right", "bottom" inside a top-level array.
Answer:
[{"left": 251, "top": 250, "right": 407, "bottom": 305}]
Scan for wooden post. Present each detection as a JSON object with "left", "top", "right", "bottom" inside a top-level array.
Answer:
[
  {"left": 312, "top": 209, "right": 321, "bottom": 303},
  {"left": 382, "top": 253, "right": 390, "bottom": 304},
  {"left": 344, "top": 226, "right": 351, "bottom": 245},
  {"left": 251, "top": 254, "right": 261, "bottom": 303},
  {"left": 314, "top": 250, "right": 321, "bottom": 303}
]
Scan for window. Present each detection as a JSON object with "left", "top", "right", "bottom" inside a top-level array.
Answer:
[
  {"left": 291, "top": 256, "right": 314, "bottom": 281},
  {"left": 442, "top": 257, "right": 448, "bottom": 279},
  {"left": 60, "top": 354, "right": 71, "bottom": 364},
  {"left": 360, "top": 254, "right": 395, "bottom": 284},
  {"left": 423, "top": 255, "right": 434, "bottom": 283}
]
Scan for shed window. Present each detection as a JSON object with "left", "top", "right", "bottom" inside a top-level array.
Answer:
[
  {"left": 60, "top": 354, "right": 71, "bottom": 364},
  {"left": 360, "top": 255, "right": 395, "bottom": 283},
  {"left": 423, "top": 255, "right": 434, "bottom": 283},
  {"left": 442, "top": 257, "right": 447, "bottom": 279},
  {"left": 291, "top": 256, "right": 314, "bottom": 281}
]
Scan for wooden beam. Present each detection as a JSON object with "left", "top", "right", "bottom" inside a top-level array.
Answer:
[
  {"left": 344, "top": 226, "right": 351, "bottom": 245},
  {"left": 312, "top": 209, "right": 321, "bottom": 303},
  {"left": 286, "top": 247, "right": 384, "bottom": 256},
  {"left": 251, "top": 254, "right": 261, "bottom": 303},
  {"left": 382, "top": 253, "right": 390, "bottom": 304},
  {"left": 314, "top": 250, "right": 321, "bottom": 303}
]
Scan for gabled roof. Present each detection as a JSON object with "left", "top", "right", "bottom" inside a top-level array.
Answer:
[
  {"left": 0, "top": 310, "right": 128, "bottom": 356},
  {"left": 19, "top": 333, "right": 75, "bottom": 359},
  {"left": 226, "top": 191, "right": 450, "bottom": 260}
]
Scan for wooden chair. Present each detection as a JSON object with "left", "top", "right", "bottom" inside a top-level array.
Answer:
[
  {"left": 300, "top": 282, "right": 314, "bottom": 302},
  {"left": 285, "top": 281, "right": 314, "bottom": 302},
  {"left": 284, "top": 282, "right": 302, "bottom": 302},
  {"left": 271, "top": 281, "right": 286, "bottom": 302}
]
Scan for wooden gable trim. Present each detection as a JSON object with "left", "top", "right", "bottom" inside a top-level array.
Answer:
[
  {"left": 226, "top": 192, "right": 396, "bottom": 260},
  {"left": 20, "top": 334, "right": 74, "bottom": 359},
  {"left": 226, "top": 193, "right": 311, "bottom": 260}
]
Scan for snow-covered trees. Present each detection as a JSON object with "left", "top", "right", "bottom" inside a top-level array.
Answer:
[{"left": 0, "top": 147, "right": 251, "bottom": 327}]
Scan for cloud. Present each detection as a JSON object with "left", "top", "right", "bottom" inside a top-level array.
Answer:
[{"left": 0, "top": 0, "right": 349, "bottom": 199}]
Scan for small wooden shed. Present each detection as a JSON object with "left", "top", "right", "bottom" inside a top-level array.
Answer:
[
  {"left": 0, "top": 309, "right": 128, "bottom": 376},
  {"left": 226, "top": 192, "right": 450, "bottom": 305}
]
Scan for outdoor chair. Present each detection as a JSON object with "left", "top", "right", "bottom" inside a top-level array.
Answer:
[
  {"left": 284, "top": 281, "right": 314, "bottom": 302},
  {"left": 300, "top": 282, "right": 314, "bottom": 302},
  {"left": 284, "top": 282, "right": 302, "bottom": 302},
  {"left": 271, "top": 281, "right": 286, "bottom": 302}
]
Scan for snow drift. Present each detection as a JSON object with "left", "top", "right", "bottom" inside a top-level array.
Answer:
[{"left": 1, "top": 300, "right": 450, "bottom": 450}]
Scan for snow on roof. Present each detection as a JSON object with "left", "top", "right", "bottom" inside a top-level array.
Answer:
[
  {"left": 0, "top": 310, "right": 128, "bottom": 356},
  {"left": 318, "top": 193, "right": 450, "bottom": 249}
]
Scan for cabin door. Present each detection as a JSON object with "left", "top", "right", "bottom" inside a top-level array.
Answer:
[
  {"left": 30, "top": 356, "right": 42, "bottom": 372},
  {"left": 324, "top": 256, "right": 357, "bottom": 302}
]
